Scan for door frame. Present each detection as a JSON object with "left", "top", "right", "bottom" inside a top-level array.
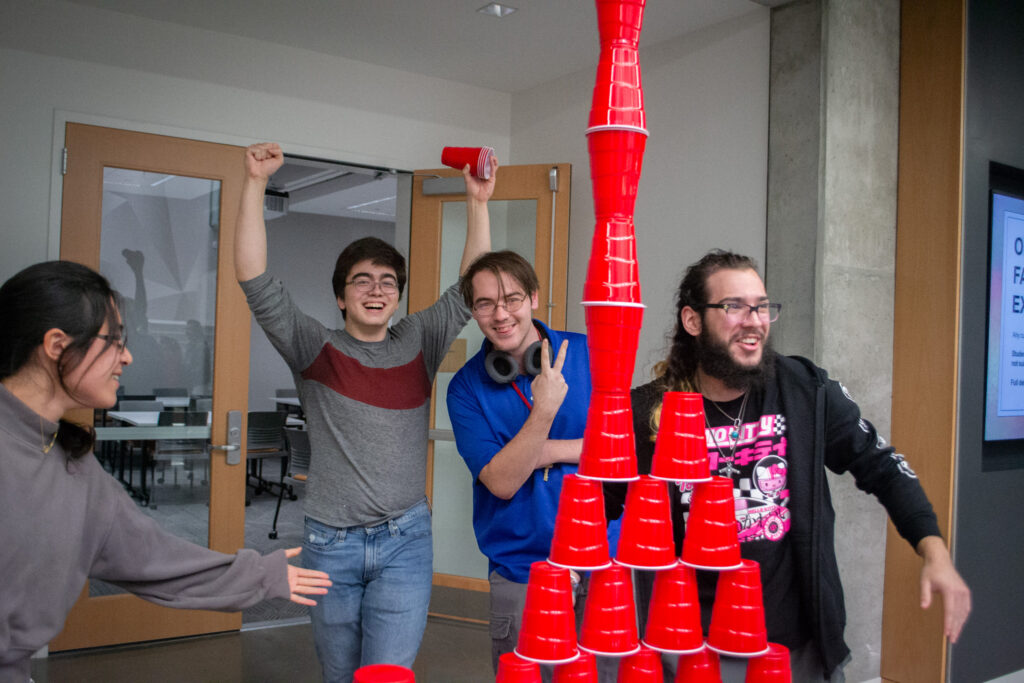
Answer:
[
  {"left": 51, "top": 122, "right": 251, "bottom": 650},
  {"left": 409, "top": 163, "right": 572, "bottom": 592}
]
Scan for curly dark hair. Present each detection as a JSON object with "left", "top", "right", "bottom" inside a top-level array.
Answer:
[{"left": 654, "top": 249, "right": 760, "bottom": 392}]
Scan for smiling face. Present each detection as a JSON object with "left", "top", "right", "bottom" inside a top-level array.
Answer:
[
  {"left": 337, "top": 259, "right": 401, "bottom": 342},
  {"left": 681, "top": 267, "right": 771, "bottom": 390},
  {"left": 62, "top": 319, "right": 133, "bottom": 410},
  {"left": 470, "top": 269, "right": 540, "bottom": 367}
]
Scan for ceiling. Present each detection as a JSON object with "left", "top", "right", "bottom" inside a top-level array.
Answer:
[
  {"left": 64, "top": 0, "right": 766, "bottom": 93},
  {"left": 76, "top": 0, "right": 773, "bottom": 221}
]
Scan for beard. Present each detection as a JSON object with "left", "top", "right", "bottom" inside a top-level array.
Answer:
[{"left": 696, "top": 326, "right": 775, "bottom": 391}]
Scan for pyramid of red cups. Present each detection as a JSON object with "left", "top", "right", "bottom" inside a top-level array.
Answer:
[{"left": 496, "top": 2, "right": 793, "bottom": 682}]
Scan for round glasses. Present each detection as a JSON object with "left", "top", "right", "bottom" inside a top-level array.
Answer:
[
  {"left": 472, "top": 293, "right": 527, "bottom": 317},
  {"left": 346, "top": 277, "right": 398, "bottom": 294}
]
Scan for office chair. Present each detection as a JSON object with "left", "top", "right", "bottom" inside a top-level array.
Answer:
[{"left": 269, "top": 427, "right": 311, "bottom": 540}]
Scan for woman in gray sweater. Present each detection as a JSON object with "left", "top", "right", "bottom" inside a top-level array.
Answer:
[{"left": 0, "top": 261, "right": 331, "bottom": 682}]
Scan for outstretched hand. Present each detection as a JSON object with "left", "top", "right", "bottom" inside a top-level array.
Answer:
[
  {"left": 284, "top": 547, "right": 332, "bottom": 607},
  {"left": 530, "top": 339, "right": 569, "bottom": 420},
  {"left": 463, "top": 155, "right": 499, "bottom": 203},
  {"left": 245, "top": 142, "right": 285, "bottom": 182}
]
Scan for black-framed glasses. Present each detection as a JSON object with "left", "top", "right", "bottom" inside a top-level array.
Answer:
[
  {"left": 696, "top": 302, "right": 782, "bottom": 323},
  {"left": 95, "top": 332, "right": 128, "bottom": 352},
  {"left": 472, "top": 293, "right": 527, "bottom": 317},
  {"left": 345, "top": 277, "right": 399, "bottom": 294}
]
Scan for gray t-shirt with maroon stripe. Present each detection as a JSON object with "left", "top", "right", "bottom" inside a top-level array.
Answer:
[{"left": 241, "top": 272, "right": 469, "bottom": 528}]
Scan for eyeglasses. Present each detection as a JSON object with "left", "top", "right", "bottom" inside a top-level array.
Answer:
[
  {"left": 346, "top": 277, "right": 399, "bottom": 294},
  {"left": 472, "top": 293, "right": 527, "bottom": 317},
  {"left": 95, "top": 332, "right": 128, "bottom": 352},
  {"left": 697, "top": 302, "right": 782, "bottom": 323}
]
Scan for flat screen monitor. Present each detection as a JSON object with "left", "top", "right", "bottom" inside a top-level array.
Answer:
[{"left": 983, "top": 161, "right": 1024, "bottom": 467}]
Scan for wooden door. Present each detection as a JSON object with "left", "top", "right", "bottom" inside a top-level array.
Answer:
[
  {"left": 52, "top": 123, "right": 251, "bottom": 650},
  {"left": 409, "top": 163, "right": 572, "bottom": 591}
]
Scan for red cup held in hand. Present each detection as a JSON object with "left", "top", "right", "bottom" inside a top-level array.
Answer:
[{"left": 441, "top": 146, "right": 496, "bottom": 179}]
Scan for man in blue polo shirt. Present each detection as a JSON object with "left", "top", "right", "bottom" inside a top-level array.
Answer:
[{"left": 447, "top": 247, "right": 605, "bottom": 679}]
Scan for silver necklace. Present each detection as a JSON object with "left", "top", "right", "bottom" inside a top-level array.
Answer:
[{"left": 704, "top": 392, "right": 749, "bottom": 477}]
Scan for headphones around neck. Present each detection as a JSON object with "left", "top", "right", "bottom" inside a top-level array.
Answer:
[{"left": 484, "top": 322, "right": 549, "bottom": 384}]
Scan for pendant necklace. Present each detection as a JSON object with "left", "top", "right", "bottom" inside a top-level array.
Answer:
[
  {"left": 705, "top": 392, "right": 749, "bottom": 477},
  {"left": 39, "top": 417, "right": 57, "bottom": 454}
]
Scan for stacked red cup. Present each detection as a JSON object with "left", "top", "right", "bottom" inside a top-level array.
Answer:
[
  {"left": 578, "top": 564, "right": 640, "bottom": 657},
  {"left": 515, "top": 561, "right": 580, "bottom": 665},
  {"left": 352, "top": 664, "right": 415, "bottom": 682},
  {"left": 579, "top": 0, "right": 648, "bottom": 486},
  {"left": 650, "top": 392, "right": 711, "bottom": 482}
]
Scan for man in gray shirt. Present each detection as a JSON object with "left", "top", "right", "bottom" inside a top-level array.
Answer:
[{"left": 235, "top": 142, "right": 494, "bottom": 682}]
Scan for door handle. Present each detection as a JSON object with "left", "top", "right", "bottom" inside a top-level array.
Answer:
[{"left": 209, "top": 409, "right": 242, "bottom": 465}]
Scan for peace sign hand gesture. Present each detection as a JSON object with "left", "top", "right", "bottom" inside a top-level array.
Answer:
[{"left": 530, "top": 339, "right": 569, "bottom": 421}]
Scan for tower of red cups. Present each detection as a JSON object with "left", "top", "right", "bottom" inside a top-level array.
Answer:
[{"left": 507, "top": 1, "right": 789, "bottom": 680}]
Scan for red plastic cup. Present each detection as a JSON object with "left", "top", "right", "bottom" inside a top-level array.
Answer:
[
  {"left": 616, "top": 646, "right": 663, "bottom": 683},
  {"left": 548, "top": 475, "right": 612, "bottom": 571},
  {"left": 441, "top": 146, "right": 495, "bottom": 179},
  {"left": 614, "top": 476, "right": 676, "bottom": 569},
  {"left": 578, "top": 391, "right": 639, "bottom": 481},
  {"left": 745, "top": 643, "right": 791, "bottom": 683},
  {"left": 515, "top": 561, "right": 581, "bottom": 664},
  {"left": 578, "top": 564, "right": 640, "bottom": 656},
  {"left": 651, "top": 392, "right": 711, "bottom": 482},
  {"left": 496, "top": 652, "right": 543, "bottom": 683},
  {"left": 353, "top": 664, "right": 415, "bottom": 682},
  {"left": 681, "top": 477, "right": 742, "bottom": 570},
  {"left": 583, "top": 217, "right": 642, "bottom": 303},
  {"left": 707, "top": 560, "right": 770, "bottom": 657},
  {"left": 587, "top": 130, "right": 647, "bottom": 219},
  {"left": 595, "top": 0, "right": 647, "bottom": 47},
  {"left": 674, "top": 648, "right": 720, "bottom": 683},
  {"left": 553, "top": 650, "right": 598, "bottom": 682},
  {"left": 589, "top": 45, "right": 646, "bottom": 131},
  {"left": 584, "top": 303, "right": 644, "bottom": 392},
  {"left": 642, "top": 563, "right": 704, "bottom": 654}
]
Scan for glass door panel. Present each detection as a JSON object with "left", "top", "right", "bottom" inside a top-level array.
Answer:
[
  {"left": 431, "top": 199, "right": 538, "bottom": 580},
  {"left": 88, "top": 169, "right": 219, "bottom": 600},
  {"left": 54, "top": 122, "right": 249, "bottom": 651}
]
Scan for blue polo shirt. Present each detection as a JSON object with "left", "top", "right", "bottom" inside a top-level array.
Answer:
[{"left": 447, "top": 322, "right": 595, "bottom": 584}]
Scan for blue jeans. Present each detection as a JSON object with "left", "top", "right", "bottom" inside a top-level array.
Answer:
[{"left": 303, "top": 499, "right": 433, "bottom": 683}]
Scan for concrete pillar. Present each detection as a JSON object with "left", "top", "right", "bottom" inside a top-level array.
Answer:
[{"left": 765, "top": 1, "right": 900, "bottom": 681}]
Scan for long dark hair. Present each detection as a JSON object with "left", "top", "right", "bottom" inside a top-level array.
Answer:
[
  {"left": 0, "top": 261, "right": 122, "bottom": 459},
  {"left": 654, "top": 249, "right": 760, "bottom": 392}
]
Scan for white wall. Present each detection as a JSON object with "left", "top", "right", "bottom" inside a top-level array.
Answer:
[
  {"left": 0, "top": 0, "right": 511, "bottom": 279},
  {"left": 510, "top": 9, "right": 770, "bottom": 384}
]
